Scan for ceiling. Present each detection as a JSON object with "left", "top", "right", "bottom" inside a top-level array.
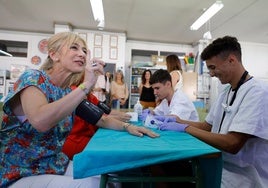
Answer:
[{"left": 0, "top": 0, "right": 268, "bottom": 45}]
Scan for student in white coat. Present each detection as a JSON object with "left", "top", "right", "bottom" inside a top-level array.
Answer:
[
  {"left": 149, "top": 69, "right": 199, "bottom": 122},
  {"left": 169, "top": 36, "right": 268, "bottom": 188}
]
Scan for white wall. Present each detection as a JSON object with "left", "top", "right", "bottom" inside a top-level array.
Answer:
[
  {"left": 0, "top": 30, "right": 50, "bottom": 71},
  {"left": 241, "top": 41, "right": 268, "bottom": 81},
  {"left": 0, "top": 29, "right": 127, "bottom": 76},
  {"left": 1, "top": 29, "right": 268, "bottom": 84}
]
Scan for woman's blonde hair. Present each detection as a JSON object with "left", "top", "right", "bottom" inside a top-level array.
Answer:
[
  {"left": 41, "top": 32, "right": 87, "bottom": 71},
  {"left": 114, "top": 69, "right": 125, "bottom": 83},
  {"left": 40, "top": 32, "right": 87, "bottom": 88}
]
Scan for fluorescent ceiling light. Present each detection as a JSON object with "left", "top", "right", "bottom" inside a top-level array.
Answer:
[
  {"left": 90, "top": 0, "right": 105, "bottom": 28},
  {"left": 190, "top": 1, "right": 224, "bottom": 30},
  {"left": 0, "top": 50, "right": 12, "bottom": 57}
]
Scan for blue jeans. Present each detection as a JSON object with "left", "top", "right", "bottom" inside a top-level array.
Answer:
[{"left": 112, "top": 99, "right": 128, "bottom": 109}]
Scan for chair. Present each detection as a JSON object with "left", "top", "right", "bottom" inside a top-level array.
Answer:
[{"left": 99, "top": 158, "right": 203, "bottom": 188}]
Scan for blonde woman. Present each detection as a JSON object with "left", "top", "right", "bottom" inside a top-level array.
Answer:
[
  {"left": 0, "top": 32, "right": 158, "bottom": 188},
  {"left": 111, "top": 70, "right": 129, "bottom": 109}
]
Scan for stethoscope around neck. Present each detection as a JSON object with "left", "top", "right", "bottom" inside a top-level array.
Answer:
[
  {"left": 218, "top": 71, "right": 249, "bottom": 132},
  {"left": 221, "top": 102, "right": 231, "bottom": 113}
]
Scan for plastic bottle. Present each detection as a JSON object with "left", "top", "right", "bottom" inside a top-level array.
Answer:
[{"left": 134, "top": 99, "right": 143, "bottom": 121}]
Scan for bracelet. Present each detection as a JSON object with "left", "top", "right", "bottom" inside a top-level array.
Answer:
[
  {"left": 123, "top": 122, "right": 131, "bottom": 131},
  {"left": 78, "top": 83, "right": 90, "bottom": 95}
]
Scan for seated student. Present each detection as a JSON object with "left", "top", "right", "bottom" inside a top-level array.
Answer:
[
  {"left": 142, "top": 69, "right": 199, "bottom": 188},
  {"left": 167, "top": 36, "right": 268, "bottom": 188},
  {"left": 150, "top": 69, "right": 199, "bottom": 122}
]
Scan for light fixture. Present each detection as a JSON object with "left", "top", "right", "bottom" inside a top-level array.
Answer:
[
  {"left": 190, "top": 1, "right": 224, "bottom": 30},
  {"left": 90, "top": 0, "right": 105, "bottom": 28},
  {"left": 203, "top": 31, "right": 212, "bottom": 40},
  {"left": 97, "top": 19, "right": 105, "bottom": 30},
  {"left": 0, "top": 50, "right": 12, "bottom": 57}
]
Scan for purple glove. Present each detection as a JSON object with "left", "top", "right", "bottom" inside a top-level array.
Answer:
[
  {"left": 158, "top": 122, "right": 188, "bottom": 132},
  {"left": 154, "top": 115, "right": 176, "bottom": 123},
  {"left": 139, "top": 109, "right": 151, "bottom": 121}
]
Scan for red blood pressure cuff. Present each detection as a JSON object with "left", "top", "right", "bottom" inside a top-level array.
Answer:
[{"left": 75, "top": 99, "right": 104, "bottom": 125}]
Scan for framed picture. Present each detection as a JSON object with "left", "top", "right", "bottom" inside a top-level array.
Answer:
[
  {"left": 38, "top": 39, "right": 48, "bottom": 54},
  {"left": 31, "top": 55, "right": 41, "bottom": 65},
  {"left": 94, "top": 34, "right": 103, "bottom": 46},
  {"left": 94, "top": 47, "right": 102, "bottom": 58},
  {"left": 110, "top": 35, "right": 118, "bottom": 47},
  {"left": 110, "top": 47, "right": 118, "bottom": 60},
  {"left": 78, "top": 33, "right": 87, "bottom": 41}
]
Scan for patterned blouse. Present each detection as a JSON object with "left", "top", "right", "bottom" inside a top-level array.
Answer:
[{"left": 0, "top": 69, "right": 73, "bottom": 187}]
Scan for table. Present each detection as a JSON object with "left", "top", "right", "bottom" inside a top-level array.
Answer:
[{"left": 73, "top": 124, "right": 222, "bottom": 187}]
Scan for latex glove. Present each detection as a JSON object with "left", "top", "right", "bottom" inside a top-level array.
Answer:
[
  {"left": 154, "top": 115, "right": 176, "bottom": 123},
  {"left": 138, "top": 109, "right": 151, "bottom": 121},
  {"left": 158, "top": 122, "right": 188, "bottom": 132}
]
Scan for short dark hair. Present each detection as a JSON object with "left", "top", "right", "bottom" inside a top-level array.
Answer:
[
  {"left": 150, "top": 69, "right": 171, "bottom": 85},
  {"left": 201, "top": 36, "right": 242, "bottom": 62}
]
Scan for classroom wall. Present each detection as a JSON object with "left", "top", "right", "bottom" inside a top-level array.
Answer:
[
  {"left": 0, "top": 30, "right": 268, "bottom": 86},
  {"left": 241, "top": 41, "right": 268, "bottom": 81}
]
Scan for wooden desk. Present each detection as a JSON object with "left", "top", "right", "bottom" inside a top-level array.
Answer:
[{"left": 73, "top": 124, "right": 222, "bottom": 187}]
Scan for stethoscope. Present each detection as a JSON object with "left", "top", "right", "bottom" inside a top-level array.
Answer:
[{"left": 218, "top": 71, "right": 249, "bottom": 133}]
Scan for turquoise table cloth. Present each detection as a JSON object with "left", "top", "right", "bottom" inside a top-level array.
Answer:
[{"left": 73, "top": 125, "right": 222, "bottom": 187}]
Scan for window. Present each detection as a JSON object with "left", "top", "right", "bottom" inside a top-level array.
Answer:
[{"left": 0, "top": 40, "right": 28, "bottom": 57}]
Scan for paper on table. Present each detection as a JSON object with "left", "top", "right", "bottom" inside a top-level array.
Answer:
[{"left": 126, "top": 112, "right": 138, "bottom": 122}]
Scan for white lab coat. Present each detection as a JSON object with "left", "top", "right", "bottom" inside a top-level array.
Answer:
[
  {"left": 153, "top": 89, "right": 199, "bottom": 121},
  {"left": 206, "top": 78, "right": 268, "bottom": 188}
]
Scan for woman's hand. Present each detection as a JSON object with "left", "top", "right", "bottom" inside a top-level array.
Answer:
[
  {"left": 126, "top": 125, "right": 160, "bottom": 138},
  {"left": 83, "top": 50, "right": 105, "bottom": 88},
  {"left": 119, "top": 98, "right": 126, "bottom": 105}
]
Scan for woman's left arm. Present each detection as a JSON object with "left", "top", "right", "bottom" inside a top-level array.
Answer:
[{"left": 96, "top": 115, "right": 159, "bottom": 138}]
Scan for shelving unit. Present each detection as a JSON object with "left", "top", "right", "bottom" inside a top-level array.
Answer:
[
  {"left": 0, "top": 70, "right": 10, "bottom": 100},
  {"left": 128, "top": 49, "right": 186, "bottom": 108}
]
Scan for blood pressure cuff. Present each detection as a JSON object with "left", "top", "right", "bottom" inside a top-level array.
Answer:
[
  {"left": 97, "top": 102, "right": 111, "bottom": 114},
  {"left": 75, "top": 99, "right": 104, "bottom": 125}
]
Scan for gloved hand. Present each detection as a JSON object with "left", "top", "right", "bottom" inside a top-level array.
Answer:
[
  {"left": 154, "top": 115, "right": 176, "bottom": 123},
  {"left": 138, "top": 109, "right": 151, "bottom": 121},
  {"left": 158, "top": 122, "right": 188, "bottom": 132}
]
